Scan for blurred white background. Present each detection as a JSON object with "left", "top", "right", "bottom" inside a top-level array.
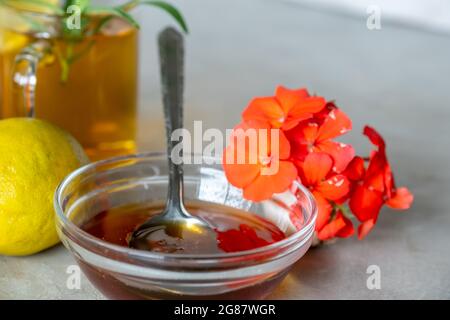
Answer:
[{"left": 288, "top": 0, "right": 450, "bottom": 33}]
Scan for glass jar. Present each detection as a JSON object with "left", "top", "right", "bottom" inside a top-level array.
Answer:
[{"left": 0, "top": 2, "right": 138, "bottom": 160}]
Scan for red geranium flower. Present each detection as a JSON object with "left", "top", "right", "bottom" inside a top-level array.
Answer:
[
  {"left": 297, "top": 152, "right": 351, "bottom": 236},
  {"left": 286, "top": 104, "right": 355, "bottom": 173},
  {"left": 242, "top": 86, "right": 326, "bottom": 130},
  {"left": 223, "top": 85, "right": 413, "bottom": 243},
  {"left": 216, "top": 224, "right": 285, "bottom": 252},
  {"left": 223, "top": 119, "right": 297, "bottom": 201},
  {"left": 348, "top": 126, "right": 414, "bottom": 239},
  {"left": 317, "top": 210, "right": 354, "bottom": 240}
]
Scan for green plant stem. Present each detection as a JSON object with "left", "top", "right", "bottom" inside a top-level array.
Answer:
[{"left": 333, "top": 203, "right": 353, "bottom": 219}]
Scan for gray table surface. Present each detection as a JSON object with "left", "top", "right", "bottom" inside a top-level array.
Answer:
[{"left": 1, "top": 0, "right": 449, "bottom": 299}]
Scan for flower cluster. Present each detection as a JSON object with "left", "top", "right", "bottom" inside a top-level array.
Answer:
[{"left": 223, "top": 86, "right": 413, "bottom": 240}]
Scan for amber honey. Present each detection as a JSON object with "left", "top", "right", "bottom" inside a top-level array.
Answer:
[
  {"left": 79, "top": 201, "right": 288, "bottom": 299},
  {"left": 0, "top": 19, "right": 138, "bottom": 160},
  {"left": 82, "top": 201, "right": 286, "bottom": 254}
]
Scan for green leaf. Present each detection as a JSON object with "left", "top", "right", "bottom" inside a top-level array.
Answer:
[
  {"left": 121, "top": 0, "right": 189, "bottom": 33},
  {"left": 63, "top": 0, "right": 90, "bottom": 13},
  {"left": 114, "top": 7, "right": 140, "bottom": 29},
  {"left": 85, "top": 6, "right": 140, "bottom": 29}
]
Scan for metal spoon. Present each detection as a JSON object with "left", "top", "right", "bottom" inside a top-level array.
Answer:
[{"left": 128, "top": 27, "right": 211, "bottom": 251}]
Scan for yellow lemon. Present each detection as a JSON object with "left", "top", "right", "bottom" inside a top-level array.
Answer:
[{"left": 0, "top": 118, "right": 89, "bottom": 256}]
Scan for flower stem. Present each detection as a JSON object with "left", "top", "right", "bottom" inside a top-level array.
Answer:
[{"left": 333, "top": 203, "right": 353, "bottom": 219}]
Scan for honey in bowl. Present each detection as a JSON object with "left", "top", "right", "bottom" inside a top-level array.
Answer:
[{"left": 82, "top": 201, "right": 286, "bottom": 254}]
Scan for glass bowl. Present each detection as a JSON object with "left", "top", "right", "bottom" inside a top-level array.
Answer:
[{"left": 54, "top": 153, "right": 317, "bottom": 300}]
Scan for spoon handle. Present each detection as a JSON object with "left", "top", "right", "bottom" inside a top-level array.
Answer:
[{"left": 159, "top": 27, "right": 185, "bottom": 211}]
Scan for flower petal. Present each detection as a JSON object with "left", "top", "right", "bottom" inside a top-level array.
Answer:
[
  {"left": 243, "top": 161, "right": 297, "bottom": 201},
  {"left": 281, "top": 114, "right": 313, "bottom": 131},
  {"left": 301, "top": 152, "right": 333, "bottom": 186},
  {"left": 223, "top": 145, "right": 260, "bottom": 188},
  {"left": 242, "top": 97, "right": 284, "bottom": 128},
  {"left": 232, "top": 118, "right": 271, "bottom": 132},
  {"left": 313, "top": 101, "right": 337, "bottom": 124},
  {"left": 275, "top": 86, "right": 309, "bottom": 113},
  {"left": 364, "top": 151, "right": 387, "bottom": 192},
  {"left": 286, "top": 122, "right": 319, "bottom": 159},
  {"left": 384, "top": 163, "right": 394, "bottom": 198},
  {"left": 358, "top": 219, "right": 375, "bottom": 239},
  {"left": 318, "top": 140, "right": 355, "bottom": 173},
  {"left": 292, "top": 122, "right": 319, "bottom": 144},
  {"left": 217, "top": 224, "right": 272, "bottom": 252},
  {"left": 228, "top": 119, "right": 274, "bottom": 161},
  {"left": 316, "top": 108, "right": 352, "bottom": 141},
  {"left": 316, "top": 174, "right": 350, "bottom": 201},
  {"left": 313, "top": 191, "right": 333, "bottom": 231},
  {"left": 349, "top": 184, "right": 384, "bottom": 222},
  {"left": 276, "top": 130, "right": 292, "bottom": 160},
  {"left": 223, "top": 121, "right": 271, "bottom": 188},
  {"left": 344, "top": 156, "right": 366, "bottom": 181},
  {"left": 292, "top": 96, "right": 327, "bottom": 115},
  {"left": 317, "top": 214, "right": 346, "bottom": 241},
  {"left": 363, "top": 125, "right": 386, "bottom": 150},
  {"left": 317, "top": 211, "right": 354, "bottom": 240},
  {"left": 386, "top": 187, "right": 414, "bottom": 209},
  {"left": 276, "top": 87, "right": 317, "bottom": 130},
  {"left": 336, "top": 213, "right": 355, "bottom": 238},
  {"left": 232, "top": 122, "right": 291, "bottom": 160}
]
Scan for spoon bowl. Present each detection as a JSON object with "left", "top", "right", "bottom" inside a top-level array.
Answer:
[{"left": 128, "top": 206, "right": 215, "bottom": 252}]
